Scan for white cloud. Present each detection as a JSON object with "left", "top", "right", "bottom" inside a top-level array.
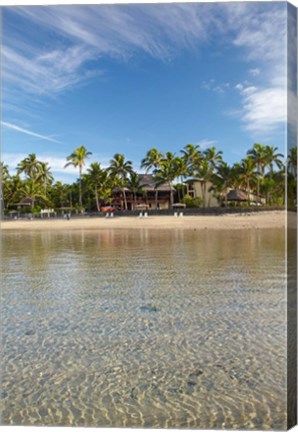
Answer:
[
  {"left": 3, "top": 2, "right": 288, "bottom": 140},
  {"left": 230, "top": 5, "right": 287, "bottom": 137},
  {"left": 4, "top": 3, "right": 285, "bottom": 98},
  {"left": 201, "top": 80, "right": 230, "bottom": 94},
  {"left": 235, "top": 83, "right": 244, "bottom": 91},
  {"left": 235, "top": 85, "right": 286, "bottom": 135},
  {"left": 249, "top": 68, "right": 260, "bottom": 77},
  {"left": 1, "top": 121, "right": 62, "bottom": 143},
  {"left": 2, "top": 45, "right": 99, "bottom": 96}
]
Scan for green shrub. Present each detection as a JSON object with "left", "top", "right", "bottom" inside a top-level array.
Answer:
[{"left": 183, "top": 195, "right": 202, "bottom": 208}]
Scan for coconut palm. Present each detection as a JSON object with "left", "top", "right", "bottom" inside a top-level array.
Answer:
[
  {"left": 141, "top": 148, "right": 163, "bottom": 172},
  {"left": 247, "top": 143, "right": 267, "bottom": 196},
  {"left": 108, "top": 153, "right": 133, "bottom": 210},
  {"left": 50, "top": 181, "right": 71, "bottom": 209},
  {"left": 154, "top": 152, "right": 177, "bottom": 207},
  {"left": 173, "top": 157, "right": 188, "bottom": 201},
  {"left": 211, "top": 162, "right": 232, "bottom": 207},
  {"left": 17, "top": 153, "right": 41, "bottom": 179},
  {"left": 20, "top": 179, "right": 48, "bottom": 209},
  {"left": 126, "top": 172, "right": 147, "bottom": 209},
  {"left": 190, "top": 147, "right": 222, "bottom": 208},
  {"left": 263, "top": 145, "right": 284, "bottom": 176},
  {"left": 204, "top": 146, "right": 223, "bottom": 170},
  {"left": 0, "top": 162, "right": 10, "bottom": 211},
  {"left": 65, "top": 146, "right": 92, "bottom": 208},
  {"left": 237, "top": 157, "right": 258, "bottom": 205},
  {"left": 181, "top": 144, "right": 202, "bottom": 176},
  {"left": 141, "top": 148, "right": 164, "bottom": 209},
  {"left": 86, "top": 162, "right": 105, "bottom": 211},
  {"left": 288, "top": 146, "right": 297, "bottom": 178},
  {"left": 97, "top": 170, "right": 113, "bottom": 205},
  {"left": 193, "top": 159, "right": 212, "bottom": 208},
  {"left": 36, "top": 162, "right": 54, "bottom": 194}
]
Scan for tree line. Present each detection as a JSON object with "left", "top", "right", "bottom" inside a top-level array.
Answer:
[{"left": 1, "top": 143, "right": 296, "bottom": 213}]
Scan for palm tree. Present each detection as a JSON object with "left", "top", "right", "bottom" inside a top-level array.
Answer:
[
  {"left": 173, "top": 157, "right": 188, "bottom": 201},
  {"left": 181, "top": 144, "right": 202, "bottom": 176},
  {"left": 154, "top": 152, "right": 177, "bottom": 208},
  {"left": 141, "top": 148, "right": 164, "bottom": 208},
  {"left": 193, "top": 159, "right": 211, "bottom": 208},
  {"left": 190, "top": 147, "right": 222, "bottom": 208},
  {"left": 65, "top": 146, "right": 92, "bottom": 208},
  {"left": 288, "top": 146, "right": 297, "bottom": 178},
  {"left": 5, "top": 175, "right": 24, "bottom": 208},
  {"left": 36, "top": 162, "right": 54, "bottom": 195},
  {"left": 50, "top": 181, "right": 71, "bottom": 208},
  {"left": 247, "top": 143, "right": 267, "bottom": 196},
  {"left": 87, "top": 162, "right": 105, "bottom": 212},
  {"left": 97, "top": 170, "right": 113, "bottom": 205},
  {"left": 204, "top": 146, "right": 223, "bottom": 170},
  {"left": 237, "top": 157, "right": 258, "bottom": 205},
  {"left": 141, "top": 148, "right": 163, "bottom": 172},
  {"left": 109, "top": 153, "right": 133, "bottom": 210},
  {"left": 211, "top": 162, "right": 232, "bottom": 207},
  {"left": 263, "top": 145, "right": 284, "bottom": 177},
  {"left": 0, "top": 162, "right": 10, "bottom": 211},
  {"left": 17, "top": 153, "right": 41, "bottom": 179},
  {"left": 20, "top": 179, "right": 48, "bottom": 209},
  {"left": 126, "top": 172, "right": 146, "bottom": 209}
]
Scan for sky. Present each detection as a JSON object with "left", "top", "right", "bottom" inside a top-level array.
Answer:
[{"left": 1, "top": 1, "right": 295, "bottom": 183}]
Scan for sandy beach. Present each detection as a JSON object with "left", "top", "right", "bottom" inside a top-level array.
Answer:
[{"left": 1, "top": 211, "right": 289, "bottom": 231}]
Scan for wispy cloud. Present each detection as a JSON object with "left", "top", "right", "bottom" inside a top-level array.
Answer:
[
  {"left": 1, "top": 121, "right": 62, "bottom": 144},
  {"left": 234, "top": 85, "right": 286, "bottom": 135},
  {"left": 3, "top": 2, "right": 288, "bottom": 140},
  {"left": 5, "top": 3, "right": 280, "bottom": 98},
  {"left": 229, "top": 5, "right": 287, "bottom": 137},
  {"left": 249, "top": 68, "right": 260, "bottom": 77},
  {"left": 201, "top": 80, "right": 230, "bottom": 94}
]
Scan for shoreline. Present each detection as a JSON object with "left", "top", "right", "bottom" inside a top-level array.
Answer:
[{"left": 1, "top": 211, "right": 289, "bottom": 231}]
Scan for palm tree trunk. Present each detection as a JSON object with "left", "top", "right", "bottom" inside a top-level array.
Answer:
[
  {"left": 180, "top": 176, "right": 185, "bottom": 200},
  {"left": 201, "top": 182, "right": 206, "bottom": 208},
  {"left": 134, "top": 192, "right": 137, "bottom": 210},
  {"left": 95, "top": 185, "right": 100, "bottom": 212},
  {"left": 79, "top": 166, "right": 82, "bottom": 208},
  {"left": 247, "top": 179, "right": 251, "bottom": 205},
  {"left": 169, "top": 182, "right": 173, "bottom": 208},
  {"left": 123, "top": 188, "right": 128, "bottom": 210},
  {"left": 257, "top": 163, "right": 260, "bottom": 197},
  {"left": 155, "top": 189, "right": 158, "bottom": 209}
]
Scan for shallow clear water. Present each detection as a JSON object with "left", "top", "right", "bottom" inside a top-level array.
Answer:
[{"left": 1, "top": 228, "right": 287, "bottom": 429}]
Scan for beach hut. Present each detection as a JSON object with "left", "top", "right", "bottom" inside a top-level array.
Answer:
[{"left": 227, "top": 189, "right": 265, "bottom": 205}]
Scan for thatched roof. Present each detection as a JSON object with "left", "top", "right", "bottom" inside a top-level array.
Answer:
[
  {"left": 14, "top": 197, "right": 33, "bottom": 206},
  {"left": 112, "top": 187, "right": 130, "bottom": 193},
  {"left": 139, "top": 174, "right": 175, "bottom": 191},
  {"left": 227, "top": 189, "right": 248, "bottom": 201},
  {"left": 227, "top": 189, "right": 264, "bottom": 203}
]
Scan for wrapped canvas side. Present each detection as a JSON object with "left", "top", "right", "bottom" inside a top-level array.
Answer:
[{"left": 287, "top": 2, "right": 297, "bottom": 429}]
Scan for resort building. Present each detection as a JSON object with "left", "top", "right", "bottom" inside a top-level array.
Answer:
[
  {"left": 185, "top": 179, "right": 220, "bottom": 207},
  {"left": 111, "top": 174, "right": 175, "bottom": 210}
]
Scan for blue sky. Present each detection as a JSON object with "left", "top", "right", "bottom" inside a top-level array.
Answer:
[{"left": 1, "top": 2, "right": 292, "bottom": 183}]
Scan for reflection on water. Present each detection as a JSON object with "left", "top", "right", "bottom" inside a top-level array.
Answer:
[{"left": 1, "top": 228, "right": 286, "bottom": 429}]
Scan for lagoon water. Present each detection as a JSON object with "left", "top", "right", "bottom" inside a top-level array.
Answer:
[{"left": 1, "top": 228, "right": 287, "bottom": 429}]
